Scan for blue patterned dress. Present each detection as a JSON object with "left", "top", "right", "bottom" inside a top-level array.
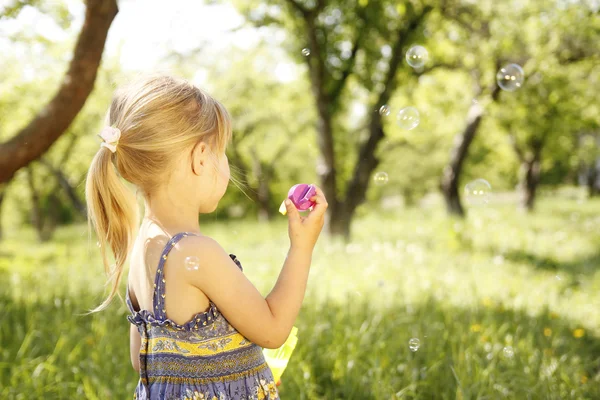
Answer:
[{"left": 126, "top": 232, "right": 280, "bottom": 400}]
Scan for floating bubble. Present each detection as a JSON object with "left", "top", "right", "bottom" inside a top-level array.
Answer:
[
  {"left": 373, "top": 172, "right": 389, "bottom": 186},
  {"left": 496, "top": 63, "right": 524, "bottom": 92},
  {"left": 493, "top": 255, "right": 505, "bottom": 265},
  {"left": 397, "top": 107, "right": 420, "bottom": 130},
  {"left": 379, "top": 105, "right": 391, "bottom": 116},
  {"left": 406, "top": 45, "right": 428, "bottom": 68},
  {"left": 409, "top": 338, "right": 420, "bottom": 352},
  {"left": 301, "top": 48, "right": 311, "bottom": 57},
  {"left": 184, "top": 256, "right": 200, "bottom": 271},
  {"left": 503, "top": 346, "right": 514, "bottom": 358},
  {"left": 464, "top": 179, "right": 492, "bottom": 206}
]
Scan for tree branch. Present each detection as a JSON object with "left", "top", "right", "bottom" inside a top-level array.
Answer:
[
  {"left": 282, "top": 0, "right": 308, "bottom": 18},
  {"left": 509, "top": 133, "right": 526, "bottom": 163},
  {"left": 376, "top": 6, "right": 433, "bottom": 108},
  {"left": 415, "top": 61, "right": 463, "bottom": 78},
  {"left": 39, "top": 158, "right": 87, "bottom": 217},
  {"left": 341, "top": 6, "right": 434, "bottom": 215},
  {"left": 57, "top": 133, "right": 80, "bottom": 167},
  {"left": 329, "top": 8, "right": 367, "bottom": 104},
  {"left": 378, "top": 138, "right": 421, "bottom": 156},
  {"left": 0, "top": 0, "right": 118, "bottom": 184}
]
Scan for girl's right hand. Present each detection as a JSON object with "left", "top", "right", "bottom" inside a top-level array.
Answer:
[{"left": 285, "top": 185, "right": 328, "bottom": 251}]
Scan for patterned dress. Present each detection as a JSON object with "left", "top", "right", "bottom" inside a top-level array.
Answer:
[{"left": 126, "top": 232, "right": 280, "bottom": 400}]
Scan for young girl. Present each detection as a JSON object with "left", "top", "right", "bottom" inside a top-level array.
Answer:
[{"left": 85, "top": 74, "right": 328, "bottom": 400}]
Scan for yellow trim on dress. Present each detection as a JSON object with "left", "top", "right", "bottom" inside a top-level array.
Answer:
[{"left": 143, "top": 332, "right": 252, "bottom": 356}]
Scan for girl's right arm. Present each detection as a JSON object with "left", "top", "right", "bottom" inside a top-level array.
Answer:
[{"left": 180, "top": 186, "right": 327, "bottom": 349}]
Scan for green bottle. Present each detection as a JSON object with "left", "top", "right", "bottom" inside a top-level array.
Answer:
[{"left": 263, "top": 326, "right": 298, "bottom": 382}]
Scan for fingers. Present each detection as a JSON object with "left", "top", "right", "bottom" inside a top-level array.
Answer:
[
  {"left": 309, "top": 185, "right": 327, "bottom": 206},
  {"left": 285, "top": 199, "right": 301, "bottom": 223},
  {"left": 308, "top": 184, "right": 328, "bottom": 219},
  {"left": 311, "top": 185, "right": 326, "bottom": 203}
]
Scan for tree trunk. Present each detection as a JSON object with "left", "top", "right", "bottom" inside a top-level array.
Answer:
[
  {"left": 521, "top": 158, "right": 541, "bottom": 211},
  {"left": 0, "top": 0, "right": 118, "bottom": 184},
  {"left": 0, "top": 185, "right": 6, "bottom": 241},
  {"left": 312, "top": 75, "right": 338, "bottom": 235},
  {"left": 39, "top": 158, "right": 86, "bottom": 218},
  {"left": 303, "top": 16, "right": 340, "bottom": 236},
  {"left": 335, "top": 118, "right": 385, "bottom": 239},
  {"left": 587, "top": 163, "right": 598, "bottom": 197},
  {"left": 326, "top": 202, "right": 352, "bottom": 242},
  {"left": 441, "top": 102, "right": 484, "bottom": 216},
  {"left": 325, "top": 8, "right": 433, "bottom": 238},
  {"left": 26, "top": 167, "right": 51, "bottom": 242},
  {"left": 249, "top": 147, "right": 275, "bottom": 222}
]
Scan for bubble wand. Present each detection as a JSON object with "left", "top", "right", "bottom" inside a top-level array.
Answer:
[{"left": 278, "top": 184, "right": 317, "bottom": 215}]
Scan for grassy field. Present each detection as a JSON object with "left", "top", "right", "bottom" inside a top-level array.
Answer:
[{"left": 1, "top": 196, "right": 599, "bottom": 399}]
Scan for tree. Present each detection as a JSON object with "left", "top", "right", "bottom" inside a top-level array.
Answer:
[
  {"left": 494, "top": 2, "right": 599, "bottom": 211},
  {"left": 498, "top": 62, "right": 598, "bottom": 211},
  {"left": 436, "top": 0, "right": 599, "bottom": 215},
  {"left": 0, "top": 0, "right": 118, "bottom": 184},
  {"left": 578, "top": 133, "right": 600, "bottom": 197},
  {"left": 231, "top": 0, "right": 435, "bottom": 238}
]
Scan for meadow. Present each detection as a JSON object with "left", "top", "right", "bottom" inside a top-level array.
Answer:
[{"left": 1, "top": 195, "right": 599, "bottom": 399}]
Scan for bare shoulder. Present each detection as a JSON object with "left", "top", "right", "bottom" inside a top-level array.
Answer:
[
  {"left": 171, "top": 234, "right": 239, "bottom": 283},
  {"left": 175, "top": 234, "right": 223, "bottom": 256},
  {"left": 168, "top": 233, "right": 281, "bottom": 348}
]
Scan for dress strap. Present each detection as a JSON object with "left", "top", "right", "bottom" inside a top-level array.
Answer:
[{"left": 152, "top": 232, "right": 199, "bottom": 321}]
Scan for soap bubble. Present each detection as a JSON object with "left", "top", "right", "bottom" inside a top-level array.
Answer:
[
  {"left": 496, "top": 64, "right": 524, "bottom": 92},
  {"left": 373, "top": 172, "right": 389, "bottom": 186},
  {"left": 408, "top": 338, "right": 420, "bottom": 352},
  {"left": 397, "top": 107, "right": 420, "bottom": 130},
  {"left": 379, "top": 105, "right": 391, "bottom": 116},
  {"left": 464, "top": 179, "right": 492, "bottom": 205},
  {"left": 406, "top": 45, "right": 428, "bottom": 68},
  {"left": 185, "top": 256, "right": 200, "bottom": 271},
  {"left": 503, "top": 346, "right": 514, "bottom": 358},
  {"left": 301, "top": 48, "right": 311, "bottom": 57}
]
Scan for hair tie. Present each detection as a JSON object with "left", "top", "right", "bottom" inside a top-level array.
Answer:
[{"left": 98, "top": 126, "right": 121, "bottom": 153}]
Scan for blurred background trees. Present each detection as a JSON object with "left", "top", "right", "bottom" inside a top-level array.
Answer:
[
  {"left": 0, "top": 0, "right": 598, "bottom": 242},
  {"left": 2, "top": 3, "right": 600, "bottom": 398}
]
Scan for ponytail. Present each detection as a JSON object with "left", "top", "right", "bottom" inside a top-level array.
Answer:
[
  {"left": 85, "top": 146, "right": 138, "bottom": 313},
  {"left": 84, "top": 73, "right": 233, "bottom": 313}
]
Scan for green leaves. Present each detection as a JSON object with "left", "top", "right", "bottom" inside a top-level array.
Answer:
[{"left": 1, "top": 0, "right": 72, "bottom": 29}]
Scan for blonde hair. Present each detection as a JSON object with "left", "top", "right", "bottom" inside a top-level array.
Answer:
[{"left": 85, "top": 74, "right": 232, "bottom": 313}]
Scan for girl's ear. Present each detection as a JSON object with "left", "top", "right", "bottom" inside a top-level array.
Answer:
[{"left": 191, "top": 141, "right": 207, "bottom": 176}]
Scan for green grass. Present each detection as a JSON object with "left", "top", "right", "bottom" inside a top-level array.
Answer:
[{"left": 1, "top": 196, "right": 599, "bottom": 399}]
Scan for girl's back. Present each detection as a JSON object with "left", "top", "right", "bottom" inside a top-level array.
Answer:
[{"left": 128, "top": 222, "right": 212, "bottom": 325}]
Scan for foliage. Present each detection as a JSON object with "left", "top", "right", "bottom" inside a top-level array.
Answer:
[
  {"left": 1, "top": 196, "right": 599, "bottom": 398},
  {"left": 1, "top": 0, "right": 598, "bottom": 228}
]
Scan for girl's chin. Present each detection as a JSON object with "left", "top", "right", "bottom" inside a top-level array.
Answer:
[{"left": 199, "top": 203, "right": 219, "bottom": 214}]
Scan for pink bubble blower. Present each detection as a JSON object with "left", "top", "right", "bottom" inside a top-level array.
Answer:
[{"left": 278, "top": 184, "right": 317, "bottom": 215}]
